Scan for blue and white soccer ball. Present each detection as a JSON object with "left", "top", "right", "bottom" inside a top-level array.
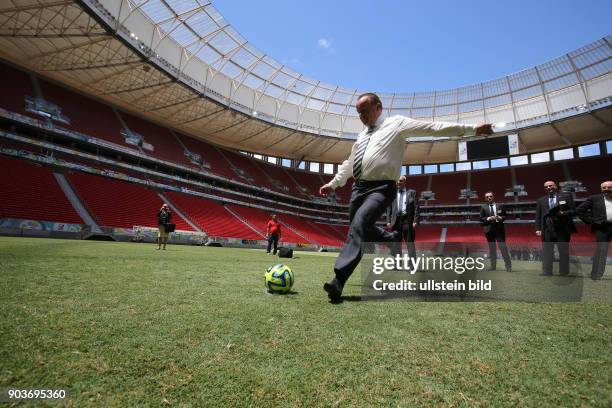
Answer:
[{"left": 265, "top": 264, "right": 294, "bottom": 293}]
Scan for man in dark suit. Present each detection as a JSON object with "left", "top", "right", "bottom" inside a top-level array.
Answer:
[
  {"left": 577, "top": 180, "right": 612, "bottom": 280},
  {"left": 386, "top": 175, "right": 419, "bottom": 259},
  {"left": 479, "top": 192, "right": 512, "bottom": 271},
  {"left": 535, "top": 180, "right": 576, "bottom": 276}
]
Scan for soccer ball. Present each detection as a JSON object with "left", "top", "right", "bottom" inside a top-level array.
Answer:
[{"left": 265, "top": 264, "right": 294, "bottom": 293}]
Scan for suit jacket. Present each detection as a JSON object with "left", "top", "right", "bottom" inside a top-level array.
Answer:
[
  {"left": 479, "top": 203, "right": 507, "bottom": 234},
  {"left": 386, "top": 188, "right": 419, "bottom": 226},
  {"left": 535, "top": 193, "right": 576, "bottom": 235},
  {"left": 577, "top": 194, "right": 610, "bottom": 233}
]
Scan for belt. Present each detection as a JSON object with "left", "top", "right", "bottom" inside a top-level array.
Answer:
[{"left": 354, "top": 179, "right": 395, "bottom": 187}]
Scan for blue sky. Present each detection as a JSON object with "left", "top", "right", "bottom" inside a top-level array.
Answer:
[{"left": 213, "top": 0, "right": 611, "bottom": 93}]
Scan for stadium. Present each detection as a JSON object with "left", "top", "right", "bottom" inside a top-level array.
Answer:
[{"left": 0, "top": 0, "right": 610, "bottom": 406}]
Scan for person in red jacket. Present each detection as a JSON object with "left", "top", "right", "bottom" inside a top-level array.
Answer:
[{"left": 266, "top": 214, "right": 282, "bottom": 255}]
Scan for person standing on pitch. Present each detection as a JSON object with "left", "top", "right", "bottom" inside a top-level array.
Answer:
[
  {"left": 319, "top": 92, "right": 493, "bottom": 302},
  {"left": 535, "top": 180, "right": 576, "bottom": 276},
  {"left": 386, "top": 175, "right": 419, "bottom": 259},
  {"left": 157, "top": 204, "right": 171, "bottom": 250},
  {"left": 479, "top": 191, "right": 512, "bottom": 271},
  {"left": 576, "top": 180, "right": 612, "bottom": 280},
  {"left": 266, "top": 214, "right": 282, "bottom": 255}
]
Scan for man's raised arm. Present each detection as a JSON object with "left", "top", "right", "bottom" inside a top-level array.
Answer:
[{"left": 397, "top": 117, "right": 493, "bottom": 138}]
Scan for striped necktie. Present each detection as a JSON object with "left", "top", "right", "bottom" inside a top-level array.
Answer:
[{"left": 353, "top": 127, "right": 375, "bottom": 180}]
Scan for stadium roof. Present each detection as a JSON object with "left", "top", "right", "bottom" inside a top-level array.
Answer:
[{"left": 0, "top": 0, "right": 610, "bottom": 164}]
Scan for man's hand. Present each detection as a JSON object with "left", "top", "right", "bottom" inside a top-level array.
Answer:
[
  {"left": 475, "top": 123, "right": 494, "bottom": 136},
  {"left": 536, "top": 230, "right": 542, "bottom": 237},
  {"left": 412, "top": 223, "right": 417, "bottom": 229},
  {"left": 386, "top": 223, "right": 392, "bottom": 230},
  {"left": 319, "top": 183, "right": 333, "bottom": 196}
]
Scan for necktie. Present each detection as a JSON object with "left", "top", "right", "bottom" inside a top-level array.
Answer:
[
  {"left": 353, "top": 127, "right": 374, "bottom": 180},
  {"left": 399, "top": 190, "right": 405, "bottom": 215},
  {"left": 489, "top": 203, "right": 494, "bottom": 216},
  {"left": 549, "top": 196, "right": 556, "bottom": 208}
]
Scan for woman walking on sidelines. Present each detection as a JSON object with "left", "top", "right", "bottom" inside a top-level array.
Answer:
[{"left": 157, "top": 204, "right": 172, "bottom": 250}]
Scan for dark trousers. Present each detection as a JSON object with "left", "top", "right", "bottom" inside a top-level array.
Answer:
[
  {"left": 542, "top": 228, "right": 571, "bottom": 275},
  {"left": 267, "top": 233, "right": 279, "bottom": 254},
  {"left": 591, "top": 226, "right": 611, "bottom": 279},
  {"left": 485, "top": 228, "right": 511, "bottom": 269},
  {"left": 390, "top": 218, "right": 416, "bottom": 259},
  {"left": 334, "top": 180, "right": 397, "bottom": 285}
]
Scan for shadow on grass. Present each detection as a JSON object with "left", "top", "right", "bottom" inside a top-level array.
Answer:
[{"left": 265, "top": 290, "right": 300, "bottom": 296}]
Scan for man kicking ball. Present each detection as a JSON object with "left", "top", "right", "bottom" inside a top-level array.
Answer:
[{"left": 319, "top": 93, "right": 493, "bottom": 303}]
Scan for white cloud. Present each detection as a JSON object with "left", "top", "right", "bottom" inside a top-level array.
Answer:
[
  {"left": 317, "top": 38, "right": 334, "bottom": 52},
  {"left": 318, "top": 38, "right": 331, "bottom": 49}
]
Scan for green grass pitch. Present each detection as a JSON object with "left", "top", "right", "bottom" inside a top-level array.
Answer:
[{"left": 1, "top": 237, "right": 610, "bottom": 407}]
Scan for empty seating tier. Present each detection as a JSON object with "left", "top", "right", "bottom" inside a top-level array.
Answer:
[
  {"left": 166, "top": 192, "right": 262, "bottom": 240},
  {"left": 0, "top": 155, "right": 83, "bottom": 224},
  {"left": 67, "top": 172, "right": 192, "bottom": 230}
]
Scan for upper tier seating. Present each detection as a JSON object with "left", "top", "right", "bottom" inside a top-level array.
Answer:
[
  {"left": 514, "top": 162, "right": 566, "bottom": 201},
  {"left": 470, "top": 168, "right": 513, "bottom": 202},
  {"left": 174, "top": 133, "right": 238, "bottom": 180},
  {"left": 300, "top": 171, "right": 329, "bottom": 199},
  {"left": 0, "top": 63, "right": 36, "bottom": 118},
  {"left": 430, "top": 172, "right": 469, "bottom": 204},
  {"left": 254, "top": 160, "right": 303, "bottom": 197},
  {"left": 567, "top": 157, "right": 607, "bottom": 197},
  {"left": 39, "top": 79, "right": 128, "bottom": 146},
  {"left": 120, "top": 112, "right": 191, "bottom": 166},
  {"left": 217, "top": 148, "right": 276, "bottom": 191}
]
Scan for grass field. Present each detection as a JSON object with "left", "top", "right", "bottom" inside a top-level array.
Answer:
[{"left": 1, "top": 237, "right": 611, "bottom": 407}]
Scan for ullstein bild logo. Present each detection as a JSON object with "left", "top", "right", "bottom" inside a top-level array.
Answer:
[{"left": 371, "top": 278, "right": 492, "bottom": 292}]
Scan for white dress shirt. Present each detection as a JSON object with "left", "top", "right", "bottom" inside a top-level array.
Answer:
[
  {"left": 605, "top": 196, "right": 612, "bottom": 222},
  {"left": 397, "top": 189, "right": 407, "bottom": 214},
  {"left": 489, "top": 203, "right": 497, "bottom": 217},
  {"left": 329, "top": 115, "right": 477, "bottom": 189}
]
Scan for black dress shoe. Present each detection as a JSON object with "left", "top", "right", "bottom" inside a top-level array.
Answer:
[{"left": 323, "top": 278, "right": 343, "bottom": 302}]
